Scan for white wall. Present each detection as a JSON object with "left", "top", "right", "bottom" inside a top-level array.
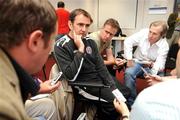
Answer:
[
  {"left": 49, "top": 0, "right": 175, "bottom": 36},
  {"left": 98, "top": 0, "right": 138, "bottom": 29},
  {"left": 49, "top": 0, "right": 98, "bottom": 31},
  {"left": 123, "top": 0, "right": 175, "bottom": 36}
]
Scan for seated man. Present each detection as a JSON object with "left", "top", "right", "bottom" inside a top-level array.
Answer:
[
  {"left": 147, "top": 38, "right": 180, "bottom": 86},
  {"left": 25, "top": 76, "right": 60, "bottom": 120},
  {"left": 0, "top": 0, "right": 60, "bottom": 119},
  {"left": 89, "top": 18, "right": 125, "bottom": 76},
  {"left": 25, "top": 97, "right": 58, "bottom": 120},
  {"left": 89, "top": 18, "right": 130, "bottom": 98},
  {"left": 113, "top": 36, "right": 180, "bottom": 120},
  {"left": 124, "top": 20, "right": 169, "bottom": 107},
  {"left": 54, "top": 8, "right": 120, "bottom": 120}
]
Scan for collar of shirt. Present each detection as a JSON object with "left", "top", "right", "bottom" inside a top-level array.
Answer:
[
  {"left": 3, "top": 50, "right": 40, "bottom": 103},
  {"left": 145, "top": 36, "right": 165, "bottom": 48},
  {"left": 154, "top": 37, "right": 166, "bottom": 48}
]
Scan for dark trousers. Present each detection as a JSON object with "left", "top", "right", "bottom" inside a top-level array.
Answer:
[{"left": 106, "top": 65, "right": 131, "bottom": 100}]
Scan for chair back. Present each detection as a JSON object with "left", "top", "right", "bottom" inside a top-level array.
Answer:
[{"left": 49, "top": 63, "right": 74, "bottom": 120}]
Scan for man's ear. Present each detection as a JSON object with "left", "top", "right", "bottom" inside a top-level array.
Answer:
[{"left": 27, "top": 30, "right": 43, "bottom": 53}]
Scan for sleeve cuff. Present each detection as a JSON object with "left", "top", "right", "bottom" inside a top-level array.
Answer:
[{"left": 76, "top": 51, "right": 85, "bottom": 57}]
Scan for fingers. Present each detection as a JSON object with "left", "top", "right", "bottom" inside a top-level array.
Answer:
[
  {"left": 146, "top": 75, "right": 162, "bottom": 86},
  {"left": 53, "top": 81, "right": 61, "bottom": 88},
  {"left": 116, "top": 58, "right": 123, "bottom": 63},
  {"left": 144, "top": 74, "right": 150, "bottom": 79},
  {"left": 147, "top": 79, "right": 153, "bottom": 86},
  {"left": 40, "top": 80, "right": 61, "bottom": 94},
  {"left": 73, "top": 31, "right": 82, "bottom": 41},
  {"left": 113, "top": 99, "right": 120, "bottom": 109},
  {"left": 73, "top": 31, "right": 84, "bottom": 52},
  {"left": 51, "top": 81, "right": 61, "bottom": 92},
  {"left": 113, "top": 99, "right": 116, "bottom": 105},
  {"left": 148, "top": 74, "right": 162, "bottom": 81},
  {"left": 115, "top": 58, "right": 127, "bottom": 66},
  {"left": 37, "top": 78, "right": 43, "bottom": 83},
  {"left": 127, "top": 60, "right": 134, "bottom": 67},
  {"left": 116, "top": 58, "right": 126, "bottom": 62}
]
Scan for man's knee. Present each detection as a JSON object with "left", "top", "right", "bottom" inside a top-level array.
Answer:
[{"left": 25, "top": 97, "right": 57, "bottom": 120}]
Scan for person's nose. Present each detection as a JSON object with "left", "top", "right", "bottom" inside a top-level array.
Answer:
[
  {"left": 81, "top": 25, "right": 87, "bottom": 32},
  {"left": 106, "top": 33, "right": 111, "bottom": 38},
  {"left": 148, "top": 33, "right": 153, "bottom": 39}
]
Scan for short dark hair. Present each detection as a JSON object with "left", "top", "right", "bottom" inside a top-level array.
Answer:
[
  {"left": 103, "top": 18, "right": 120, "bottom": 31},
  {"left": 0, "top": 0, "right": 57, "bottom": 49},
  {"left": 69, "top": 8, "right": 93, "bottom": 24},
  {"left": 57, "top": 1, "right": 65, "bottom": 8}
]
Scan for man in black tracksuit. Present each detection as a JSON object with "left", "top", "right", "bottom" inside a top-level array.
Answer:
[{"left": 54, "top": 8, "right": 120, "bottom": 120}]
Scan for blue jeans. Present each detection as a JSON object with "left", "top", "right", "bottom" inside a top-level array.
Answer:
[
  {"left": 33, "top": 116, "right": 46, "bottom": 120},
  {"left": 124, "top": 63, "right": 152, "bottom": 107}
]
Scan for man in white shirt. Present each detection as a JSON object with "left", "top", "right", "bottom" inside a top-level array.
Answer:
[
  {"left": 113, "top": 38, "right": 180, "bottom": 120},
  {"left": 124, "top": 20, "right": 169, "bottom": 107}
]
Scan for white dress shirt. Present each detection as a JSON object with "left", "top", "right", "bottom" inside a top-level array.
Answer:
[{"left": 124, "top": 28, "right": 169, "bottom": 74}]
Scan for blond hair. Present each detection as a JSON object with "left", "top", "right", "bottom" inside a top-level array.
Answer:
[{"left": 149, "top": 20, "right": 168, "bottom": 38}]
